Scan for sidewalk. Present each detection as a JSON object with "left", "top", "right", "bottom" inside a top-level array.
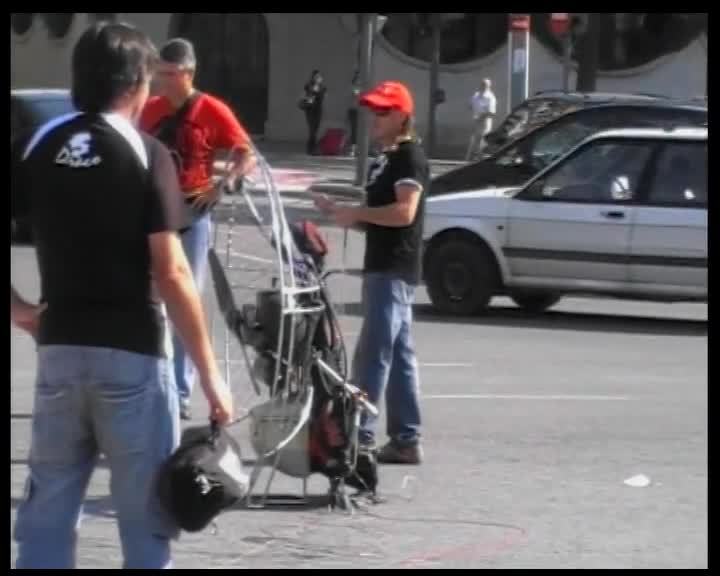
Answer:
[
  {"left": 215, "top": 140, "right": 463, "bottom": 204},
  {"left": 251, "top": 138, "right": 467, "bottom": 166}
]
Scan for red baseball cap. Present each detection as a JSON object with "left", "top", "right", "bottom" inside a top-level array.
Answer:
[{"left": 359, "top": 81, "right": 414, "bottom": 116}]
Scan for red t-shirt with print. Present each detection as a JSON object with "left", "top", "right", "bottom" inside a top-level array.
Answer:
[{"left": 140, "top": 93, "right": 251, "bottom": 192}]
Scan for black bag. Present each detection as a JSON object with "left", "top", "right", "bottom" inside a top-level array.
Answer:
[
  {"left": 156, "top": 423, "right": 249, "bottom": 533},
  {"left": 152, "top": 92, "right": 202, "bottom": 170},
  {"left": 298, "top": 95, "right": 314, "bottom": 111}
]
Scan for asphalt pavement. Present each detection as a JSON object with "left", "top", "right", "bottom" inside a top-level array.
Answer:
[{"left": 10, "top": 210, "right": 707, "bottom": 568}]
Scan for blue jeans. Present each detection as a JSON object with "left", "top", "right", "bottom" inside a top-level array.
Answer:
[
  {"left": 352, "top": 273, "right": 422, "bottom": 447},
  {"left": 173, "top": 212, "right": 213, "bottom": 400},
  {"left": 14, "top": 346, "right": 180, "bottom": 569}
]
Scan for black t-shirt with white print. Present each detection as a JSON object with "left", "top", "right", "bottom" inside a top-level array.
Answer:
[
  {"left": 363, "top": 139, "right": 429, "bottom": 284},
  {"left": 11, "top": 112, "right": 185, "bottom": 357}
]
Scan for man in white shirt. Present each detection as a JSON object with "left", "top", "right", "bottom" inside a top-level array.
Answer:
[{"left": 466, "top": 78, "right": 497, "bottom": 161}]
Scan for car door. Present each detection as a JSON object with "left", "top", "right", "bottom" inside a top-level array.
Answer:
[
  {"left": 629, "top": 140, "right": 708, "bottom": 294},
  {"left": 504, "top": 138, "right": 656, "bottom": 286}
]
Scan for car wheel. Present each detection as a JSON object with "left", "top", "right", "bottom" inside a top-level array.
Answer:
[
  {"left": 426, "top": 237, "right": 499, "bottom": 315},
  {"left": 510, "top": 291, "right": 561, "bottom": 313}
]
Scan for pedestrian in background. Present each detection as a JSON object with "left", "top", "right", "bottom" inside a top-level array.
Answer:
[
  {"left": 300, "top": 69, "right": 327, "bottom": 155},
  {"left": 314, "top": 81, "right": 427, "bottom": 465},
  {"left": 466, "top": 77, "right": 497, "bottom": 161},
  {"left": 347, "top": 70, "right": 361, "bottom": 156}
]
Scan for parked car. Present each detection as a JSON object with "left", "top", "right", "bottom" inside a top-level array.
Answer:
[
  {"left": 484, "top": 91, "right": 679, "bottom": 156},
  {"left": 433, "top": 95, "right": 707, "bottom": 198},
  {"left": 423, "top": 127, "right": 707, "bottom": 315},
  {"left": 11, "top": 88, "right": 75, "bottom": 242}
]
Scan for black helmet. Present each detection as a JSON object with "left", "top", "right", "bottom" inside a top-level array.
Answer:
[{"left": 156, "top": 424, "right": 249, "bottom": 532}]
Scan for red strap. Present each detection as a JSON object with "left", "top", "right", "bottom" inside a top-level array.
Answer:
[{"left": 302, "top": 220, "right": 328, "bottom": 256}]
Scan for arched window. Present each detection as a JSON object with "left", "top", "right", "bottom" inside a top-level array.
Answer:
[
  {"left": 532, "top": 12, "right": 707, "bottom": 71},
  {"left": 381, "top": 13, "right": 508, "bottom": 65},
  {"left": 43, "top": 13, "right": 75, "bottom": 39},
  {"left": 11, "top": 13, "right": 34, "bottom": 36}
]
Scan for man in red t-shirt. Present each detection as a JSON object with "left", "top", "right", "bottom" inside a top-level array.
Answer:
[{"left": 140, "top": 38, "right": 257, "bottom": 419}]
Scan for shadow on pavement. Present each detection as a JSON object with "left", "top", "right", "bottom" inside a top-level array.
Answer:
[
  {"left": 340, "top": 302, "right": 707, "bottom": 337},
  {"left": 233, "top": 494, "right": 331, "bottom": 513},
  {"left": 11, "top": 456, "right": 111, "bottom": 470},
  {"left": 10, "top": 495, "right": 116, "bottom": 519}
]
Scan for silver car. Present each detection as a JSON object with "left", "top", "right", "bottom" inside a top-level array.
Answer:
[{"left": 423, "top": 127, "right": 708, "bottom": 314}]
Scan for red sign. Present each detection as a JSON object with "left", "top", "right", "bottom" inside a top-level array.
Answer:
[
  {"left": 550, "top": 13, "right": 570, "bottom": 36},
  {"left": 509, "top": 14, "right": 531, "bottom": 31}
]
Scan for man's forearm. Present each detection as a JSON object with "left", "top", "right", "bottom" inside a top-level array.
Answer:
[
  {"left": 354, "top": 203, "right": 414, "bottom": 228},
  {"left": 230, "top": 148, "right": 257, "bottom": 179},
  {"left": 11, "top": 285, "right": 32, "bottom": 317},
  {"left": 155, "top": 273, "right": 220, "bottom": 393},
  {"left": 11, "top": 285, "right": 24, "bottom": 310}
]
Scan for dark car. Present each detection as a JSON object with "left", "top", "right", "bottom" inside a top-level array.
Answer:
[
  {"left": 432, "top": 94, "right": 707, "bottom": 197},
  {"left": 11, "top": 89, "right": 76, "bottom": 243},
  {"left": 482, "top": 91, "right": 672, "bottom": 156}
]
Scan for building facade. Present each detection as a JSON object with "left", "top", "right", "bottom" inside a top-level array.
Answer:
[{"left": 11, "top": 13, "right": 707, "bottom": 150}]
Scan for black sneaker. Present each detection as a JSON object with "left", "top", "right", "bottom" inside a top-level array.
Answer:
[
  {"left": 179, "top": 398, "right": 192, "bottom": 421},
  {"left": 377, "top": 441, "right": 423, "bottom": 465}
]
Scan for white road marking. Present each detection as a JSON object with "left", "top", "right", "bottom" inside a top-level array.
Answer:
[
  {"left": 624, "top": 474, "right": 651, "bottom": 487},
  {"left": 420, "top": 363, "right": 474, "bottom": 368},
  {"left": 226, "top": 250, "right": 274, "bottom": 264},
  {"left": 218, "top": 358, "right": 477, "bottom": 369},
  {"left": 422, "top": 394, "right": 630, "bottom": 401}
]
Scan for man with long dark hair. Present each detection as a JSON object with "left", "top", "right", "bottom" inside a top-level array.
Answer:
[{"left": 11, "top": 22, "right": 232, "bottom": 568}]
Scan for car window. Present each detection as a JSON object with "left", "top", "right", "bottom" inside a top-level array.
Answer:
[
  {"left": 494, "top": 104, "right": 707, "bottom": 172},
  {"left": 496, "top": 118, "right": 596, "bottom": 171},
  {"left": 646, "top": 142, "right": 707, "bottom": 207},
  {"left": 485, "top": 98, "right": 582, "bottom": 156},
  {"left": 494, "top": 98, "right": 580, "bottom": 139},
  {"left": 522, "top": 140, "right": 654, "bottom": 203}
]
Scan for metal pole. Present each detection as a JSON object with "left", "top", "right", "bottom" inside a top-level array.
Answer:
[
  {"left": 562, "top": 34, "right": 572, "bottom": 93},
  {"left": 354, "top": 13, "right": 374, "bottom": 187},
  {"left": 508, "top": 14, "right": 530, "bottom": 113},
  {"left": 427, "top": 16, "right": 441, "bottom": 158}
]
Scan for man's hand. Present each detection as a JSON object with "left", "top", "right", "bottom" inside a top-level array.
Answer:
[
  {"left": 225, "top": 148, "right": 257, "bottom": 186},
  {"left": 332, "top": 206, "right": 359, "bottom": 228},
  {"left": 202, "top": 375, "right": 234, "bottom": 426},
  {"left": 11, "top": 289, "right": 45, "bottom": 340},
  {"left": 188, "top": 186, "right": 220, "bottom": 209},
  {"left": 313, "top": 193, "right": 337, "bottom": 214},
  {"left": 314, "top": 194, "right": 362, "bottom": 228}
]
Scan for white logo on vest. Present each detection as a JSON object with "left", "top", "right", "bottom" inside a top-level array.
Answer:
[
  {"left": 55, "top": 132, "right": 102, "bottom": 168},
  {"left": 367, "top": 154, "right": 388, "bottom": 186}
]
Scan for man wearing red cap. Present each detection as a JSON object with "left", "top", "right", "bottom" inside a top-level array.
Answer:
[{"left": 315, "top": 81, "right": 427, "bottom": 465}]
